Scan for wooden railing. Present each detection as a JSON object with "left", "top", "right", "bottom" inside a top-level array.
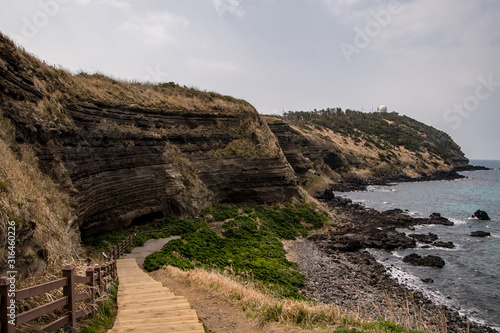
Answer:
[{"left": 0, "top": 226, "right": 171, "bottom": 333}]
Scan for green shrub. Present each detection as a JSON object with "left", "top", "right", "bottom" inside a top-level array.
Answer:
[
  {"left": 333, "top": 328, "right": 365, "bottom": 333},
  {"left": 144, "top": 203, "right": 328, "bottom": 300},
  {"left": 201, "top": 204, "right": 240, "bottom": 221},
  {"left": 156, "top": 216, "right": 208, "bottom": 235}
]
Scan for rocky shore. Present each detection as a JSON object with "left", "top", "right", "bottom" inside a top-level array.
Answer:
[
  {"left": 329, "top": 165, "right": 490, "bottom": 192},
  {"left": 287, "top": 194, "right": 497, "bottom": 333}
]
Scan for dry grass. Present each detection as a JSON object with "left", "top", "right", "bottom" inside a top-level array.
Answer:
[
  {"left": 68, "top": 73, "right": 257, "bottom": 114},
  {"left": 293, "top": 124, "right": 452, "bottom": 181},
  {"left": 0, "top": 135, "right": 80, "bottom": 273},
  {"left": 159, "top": 265, "right": 448, "bottom": 332},
  {"left": 0, "top": 116, "right": 95, "bottom": 328},
  {"left": 1, "top": 32, "right": 257, "bottom": 118}
]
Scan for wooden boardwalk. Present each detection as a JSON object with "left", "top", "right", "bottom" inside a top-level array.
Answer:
[{"left": 108, "top": 258, "right": 204, "bottom": 333}]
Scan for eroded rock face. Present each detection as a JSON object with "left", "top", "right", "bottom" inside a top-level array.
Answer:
[
  {"left": 0, "top": 38, "right": 299, "bottom": 237},
  {"left": 265, "top": 117, "right": 352, "bottom": 176}
]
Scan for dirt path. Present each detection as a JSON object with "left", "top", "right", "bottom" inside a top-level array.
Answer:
[
  {"left": 122, "top": 236, "right": 179, "bottom": 268},
  {"left": 150, "top": 270, "right": 324, "bottom": 333},
  {"left": 123, "top": 237, "right": 320, "bottom": 332}
]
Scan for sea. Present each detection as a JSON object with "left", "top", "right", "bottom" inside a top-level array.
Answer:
[{"left": 338, "top": 160, "right": 500, "bottom": 330}]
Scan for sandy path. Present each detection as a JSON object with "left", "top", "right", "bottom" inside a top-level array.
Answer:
[{"left": 122, "top": 236, "right": 179, "bottom": 268}]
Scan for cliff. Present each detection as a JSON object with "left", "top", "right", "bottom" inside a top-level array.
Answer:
[
  {"left": 0, "top": 33, "right": 298, "bottom": 273},
  {"left": 266, "top": 110, "right": 469, "bottom": 194},
  {"left": 0, "top": 32, "right": 472, "bottom": 274}
]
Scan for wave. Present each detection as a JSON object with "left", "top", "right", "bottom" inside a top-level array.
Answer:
[
  {"left": 368, "top": 249, "right": 500, "bottom": 331},
  {"left": 449, "top": 217, "right": 469, "bottom": 225}
]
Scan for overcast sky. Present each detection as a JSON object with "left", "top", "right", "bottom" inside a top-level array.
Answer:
[{"left": 1, "top": 0, "right": 499, "bottom": 159}]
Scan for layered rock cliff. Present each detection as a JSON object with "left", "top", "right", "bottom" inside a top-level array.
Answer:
[
  {"left": 0, "top": 34, "right": 298, "bottom": 244},
  {"left": 0, "top": 32, "right": 472, "bottom": 274}
]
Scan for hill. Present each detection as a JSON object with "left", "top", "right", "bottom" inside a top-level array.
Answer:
[{"left": 266, "top": 109, "right": 468, "bottom": 195}]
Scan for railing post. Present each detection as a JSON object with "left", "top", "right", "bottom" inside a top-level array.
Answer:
[
  {"left": 104, "top": 263, "right": 110, "bottom": 284},
  {"left": 95, "top": 264, "right": 102, "bottom": 296},
  {"left": 86, "top": 267, "right": 95, "bottom": 317},
  {"left": 110, "top": 260, "right": 116, "bottom": 280},
  {"left": 62, "top": 265, "right": 76, "bottom": 332},
  {"left": 102, "top": 264, "right": 109, "bottom": 291},
  {"left": 0, "top": 277, "right": 15, "bottom": 333}
]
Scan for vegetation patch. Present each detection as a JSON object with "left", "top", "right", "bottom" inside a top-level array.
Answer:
[
  {"left": 144, "top": 202, "right": 328, "bottom": 299},
  {"left": 83, "top": 215, "right": 209, "bottom": 258},
  {"left": 160, "top": 266, "right": 430, "bottom": 333},
  {"left": 80, "top": 282, "right": 118, "bottom": 333},
  {"left": 282, "top": 109, "right": 459, "bottom": 162}
]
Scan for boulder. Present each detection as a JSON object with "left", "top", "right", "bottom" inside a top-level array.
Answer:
[
  {"left": 429, "top": 212, "right": 442, "bottom": 219},
  {"left": 429, "top": 212, "right": 454, "bottom": 225},
  {"left": 432, "top": 241, "right": 455, "bottom": 249},
  {"left": 470, "top": 231, "right": 491, "bottom": 237},
  {"left": 421, "top": 278, "right": 434, "bottom": 284},
  {"left": 408, "top": 233, "right": 439, "bottom": 244},
  {"left": 403, "top": 253, "right": 445, "bottom": 268},
  {"left": 473, "top": 210, "right": 490, "bottom": 220}
]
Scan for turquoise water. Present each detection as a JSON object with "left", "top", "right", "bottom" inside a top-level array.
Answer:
[{"left": 340, "top": 161, "right": 500, "bottom": 330}]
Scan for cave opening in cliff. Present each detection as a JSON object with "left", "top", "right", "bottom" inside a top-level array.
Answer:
[{"left": 130, "top": 211, "right": 165, "bottom": 227}]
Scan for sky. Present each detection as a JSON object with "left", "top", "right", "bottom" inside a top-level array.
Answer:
[{"left": 0, "top": 0, "right": 499, "bottom": 160}]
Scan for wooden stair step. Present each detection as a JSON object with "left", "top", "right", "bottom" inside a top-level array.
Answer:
[
  {"left": 110, "top": 258, "right": 204, "bottom": 333},
  {"left": 109, "top": 321, "right": 204, "bottom": 332},
  {"left": 118, "top": 297, "right": 188, "bottom": 307},
  {"left": 115, "top": 314, "right": 198, "bottom": 325}
]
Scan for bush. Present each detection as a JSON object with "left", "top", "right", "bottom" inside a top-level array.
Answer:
[
  {"left": 156, "top": 216, "right": 208, "bottom": 235},
  {"left": 144, "top": 202, "right": 329, "bottom": 299},
  {"left": 201, "top": 204, "right": 240, "bottom": 222}
]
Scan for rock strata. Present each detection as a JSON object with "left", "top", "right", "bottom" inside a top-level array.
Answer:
[{"left": 0, "top": 35, "right": 300, "bottom": 237}]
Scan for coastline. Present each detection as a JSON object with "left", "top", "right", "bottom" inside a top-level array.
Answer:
[
  {"left": 290, "top": 194, "right": 497, "bottom": 333},
  {"left": 328, "top": 166, "right": 490, "bottom": 192}
]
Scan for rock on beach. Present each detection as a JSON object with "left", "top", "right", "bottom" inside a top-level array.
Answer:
[{"left": 403, "top": 253, "right": 446, "bottom": 268}]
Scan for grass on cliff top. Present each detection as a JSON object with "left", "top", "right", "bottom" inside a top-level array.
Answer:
[
  {"left": 144, "top": 201, "right": 328, "bottom": 299},
  {"left": 0, "top": 33, "right": 255, "bottom": 115},
  {"left": 282, "top": 109, "right": 459, "bottom": 162}
]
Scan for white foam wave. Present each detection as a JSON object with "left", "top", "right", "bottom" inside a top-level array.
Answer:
[
  {"left": 391, "top": 250, "right": 405, "bottom": 258},
  {"left": 406, "top": 210, "right": 421, "bottom": 217},
  {"left": 368, "top": 249, "right": 500, "bottom": 331},
  {"left": 449, "top": 217, "right": 468, "bottom": 225}
]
